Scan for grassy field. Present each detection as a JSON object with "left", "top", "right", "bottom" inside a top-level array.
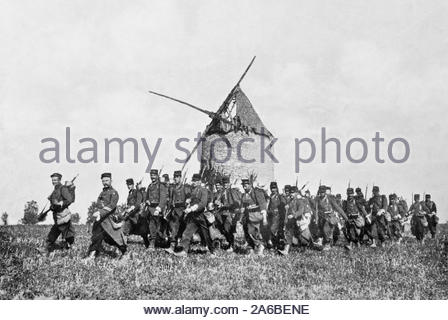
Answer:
[{"left": 0, "top": 224, "right": 447, "bottom": 300}]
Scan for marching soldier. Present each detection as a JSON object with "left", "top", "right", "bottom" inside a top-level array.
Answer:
[
  {"left": 144, "top": 169, "right": 168, "bottom": 250},
  {"left": 174, "top": 173, "right": 215, "bottom": 257},
  {"left": 122, "top": 178, "right": 148, "bottom": 247},
  {"left": 409, "top": 194, "right": 429, "bottom": 243},
  {"left": 279, "top": 187, "right": 316, "bottom": 255},
  {"left": 387, "top": 194, "right": 404, "bottom": 243},
  {"left": 85, "top": 173, "right": 127, "bottom": 260},
  {"left": 213, "top": 176, "right": 241, "bottom": 252},
  {"left": 367, "top": 186, "right": 388, "bottom": 247},
  {"left": 424, "top": 194, "right": 438, "bottom": 238},
  {"left": 266, "top": 182, "right": 287, "bottom": 249},
  {"left": 165, "top": 171, "right": 191, "bottom": 254},
  {"left": 342, "top": 188, "right": 365, "bottom": 250},
  {"left": 315, "top": 185, "right": 347, "bottom": 251},
  {"left": 42, "top": 173, "right": 76, "bottom": 253},
  {"left": 240, "top": 178, "right": 268, "bottom": 255}
]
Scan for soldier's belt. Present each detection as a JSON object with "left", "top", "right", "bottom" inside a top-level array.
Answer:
[
  {"left": 149, "top": 203, "right": 159, "bottom": 207},
  {"left": 247, "top": 206, "right": 260, "bottom": 213},
  {"left": 173, "top": 203, "right": 186, "bottom": 208},
  {"left": 348, "top": 214, "right": 359, "bottom": 218}
]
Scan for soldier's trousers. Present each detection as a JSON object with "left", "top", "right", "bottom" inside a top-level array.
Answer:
[
  {"left": 345, "top": 220, "right": 362, "bottom": 243},
  {"left": 427, "top": 215, "right": 438, "bottom": 237},
  {"left": 285, "top": 219, "right": 312, "bottom": 246},
  {"left": 168, "top": 207, "right": 184, "bottom": 244},
  {"left": 47, "top": 221, "right": 75, "bottom": 249},
  {"left": 318, "top": 214, "right": 336, "bottom": 245},
  {"left": 88, "top": 223, "right": 126, "bottom": 254},
  {"left": 243, "top": 214, "right": 264, "bottom": 249},
  {"left": 372, "top": 215, "right": 387, "bottom": 243},
  {"left": 390, "top": 219, "right": 402, "bottom": 240},
  {"left": 179, "top": 212, "right": 214, "bottom": 252},
  {"left": 214, "top": 211, "right": 235, "bottom": 247},
  {"left": 266, "top": 212, "right": 284, "bottom": 246},
  {"left": 147, "top": 207, "right": 162, "bottom": 242}
]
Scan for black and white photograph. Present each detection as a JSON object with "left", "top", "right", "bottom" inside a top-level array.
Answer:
[{"left": 0, "top": 0, "right": 447, "bottom": 319}]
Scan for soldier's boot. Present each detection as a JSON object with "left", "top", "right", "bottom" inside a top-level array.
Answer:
[
  {"left": 225, "top": 244, "right": 234, "bottom": 253},
  {"left": 174, "top": 250, "right": 188, "bottom": 258},
  {"left": 83, "top": 251, "right": 96, "bottom": 263},
  {"left": 316, "top": 238, "right": 323, "bottom": 246},
  {"left": 256, "top": 244, "right": 265, "bottom": 256},
  {"left": 148, "top": 239, "right": 156, "bottom": 251},
  {"left": 247, "top": 248, "right": 254, "bottom": 255},
  {"left": 267, "top": 240, "right": 274, "bottom": 249},
  {"left": 164, "top": 242, "right": 176, "bottom": 254},
  {"left": 344, "top": 242, "right": 352, "bottom": 251},
  {"left": 322, "top": 244, "right": 331, "bottom": 251},
  {"left": 278, "top": 244, "right": 290, "bottom": 256},
  {"left": 369, "top": 239, "right": 377, "bottom": 248}
]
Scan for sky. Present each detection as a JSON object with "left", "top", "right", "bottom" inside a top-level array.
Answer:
[{"left": 1, "top": 0, "right": 447, "bottom": 223}]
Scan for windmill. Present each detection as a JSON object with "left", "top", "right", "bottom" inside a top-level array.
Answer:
[{"left": 149, "top": 57, "right": 275, "bottom": 187}]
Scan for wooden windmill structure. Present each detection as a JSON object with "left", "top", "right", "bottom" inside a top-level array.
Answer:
[{"left": 149, "top": 57, "right": 275, "bottom": 187}]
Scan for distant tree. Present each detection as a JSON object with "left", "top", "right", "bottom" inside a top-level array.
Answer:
[
  {"left": 71, "top": 212, "right": 80, "bottom": 224},
  {"left": 1, "top": 212, "right": 8, "bottom": 225},
  {"left": 21, "top": 201, "right": 39, "bottom": 225},
  {"left": 86, "top": 201, "right": 100, "bottom": 224}
]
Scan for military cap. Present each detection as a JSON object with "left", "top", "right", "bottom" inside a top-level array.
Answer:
[
  {"left": 336, "top": 193, "right": 342, "bottom": 199},
  {"left": 126, "top": 178, "right": 134, "bottom": 185},
  {"left": 150, "top": 169, "right": 158, "bottom": 175},
  {"left": 222, "top": 176, "right": 230, "bottom": 183},
  {"left": 101, "top": 172, "right": 112, "bottom": 179},
  {"left": 347, "top": 188, "right": 354, "bottom": 195},
  {"left": 270, "top": 182, "right": 278, "bottom": 189},
  {"left": 326, "top": 186, "right": 332, "bottom": 191},
  {"left": 241, "top": 178, "right": 250, "bottom": 184},
  {"left": 426, "top": 194, "right": 431, "bottom": 199},
  {"left": 192, "top": 173, "right": 201, "bottom": 181},
  {"left": 372, "top": 186, "right": 379, "bottom": 192},
  {"left": 291, "top": 186, "right": 299, "bottom": 193},
  {"left": 173, "top": 170, "right": 182, "bottom": 177},
  {"left": 318, "top": 185, "right": 327, "bottom": 193},
  {"left": 414, "top": 194, "right": 420, "bottom": 200},
  {"left": 284, "top": 185, "right": 291, "bottom": 192},
  {"left": 355, "top": 187, "right": 362, "bottom": 193},
  {"left": 389, "top": 194, "right": 396, "bottom": 200},
  {"left": 50, "top": 173, "right": 62, "bottom": 179}
]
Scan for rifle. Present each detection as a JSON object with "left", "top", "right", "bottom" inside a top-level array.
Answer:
[
  {"left": 365, "top": 185, "right": 368, "bottom": 198},
  {"left": 37, "top": 201, "right": 51, "bottom": 222},
  {"left": 348, "top": 179, "right": 351, "bottom": 189}
]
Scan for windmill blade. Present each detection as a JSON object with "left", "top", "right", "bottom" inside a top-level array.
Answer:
[{"left": 149, "top": 90, "right": 215, "bottom": 117}]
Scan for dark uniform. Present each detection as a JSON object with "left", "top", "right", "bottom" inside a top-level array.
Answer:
[
  {"left": 367, "top": 186, "right": 388, "bottom": 246},
  {"left": 88, "top": 173, "right": 126, "bottom": 256},
  {"left": 213, "top": 177, "right": 241, "bottom": 250},
  {"left": 144, "top": 169, "right": 168, "bottom": 248},
  {"left": 387, "top": 194, "right": 404, "bottom": 242},
  {"left": 342, "top": 188, "right": 365, "bottom": 247},
  {"left": 46, "top": 173, "right": 75, "bottom": 250},
  {"left": 166, "top": 171, "right": 191, "bottom": 250},
  {"left": 409, "top": 195, "right": 428, "bottom": 241},
  {"left": 316, "top": 185, "right": 347, "bottom": 249},
  {"left": 122, "top": 178, "right": 148, "bottom": 246},
  {"left": 282, "top": 194, "right": 314, "bottom": 253},
  {"left": 178, "top": 174, "right": 214, "bottom": 254},
  {"left": 424, "top": 195, "right": 438, "bottom": 238},
  {"left": 266, "top": 182, "right": 287, "bottom": 249},
  {"left": 240, "top": 181, "right": 267, "bottom": 253},
  {"left": 354, "top": 188, "right": 371, "bottom": 243}
]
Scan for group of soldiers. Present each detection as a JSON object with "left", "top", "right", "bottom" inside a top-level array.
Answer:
[{"left": 42, "top": 170, "right": 439, "bottom": 260}]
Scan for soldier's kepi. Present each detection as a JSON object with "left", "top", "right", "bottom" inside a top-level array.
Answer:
[{"left": 85, "top": 173, "right": 127, "bottom": 260}]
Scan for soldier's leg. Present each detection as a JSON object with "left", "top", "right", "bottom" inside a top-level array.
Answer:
[
  {"left": 122, "top": 220, "right": 132, "bottom": 237},
  {"left": 61, "top": 221, "right": 75, "bottom": 248},
  {"left": 196, "top": 215, "right": 215, "bottom": 253},
  {"left": 147, "top": 212, "right": 160, "bottom": 247},
  {"left": 269, "top": 214, "right": 280, "bottom": 248},
  {"left": 322, "top": 219, "right": 334, "bottom": 245},
  {"left": 88, "top": 223, "right": 106, "bottom": 255},
  {"left": 247, "top": 221, "right": 263, "bottom": 251},
  {"left": 178, "top": 219, "right": 199, "bottom": 253},
  {"left": 46, "top": 224, "right": 61, "bottom": 251},
  {"left": 377, "top": 217, "right": 386, "bottom": 244},
  {"left": 222, "top": 214, "right": 235, "bottom": 248},
  {"left": 103, "top": 232, "right": 127, "bottom": 255},
  {"left": 168, "top": 211, "right": 181, "bottom": 247}
]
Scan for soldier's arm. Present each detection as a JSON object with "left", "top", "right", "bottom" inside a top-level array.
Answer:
[
  {"left": 382, "top": 195, "right": 388, "bottom": 210},
  {"left": 196, "top": 188, "right": 208, "bottom": 212},
  {"left": 330, "top": 198, "right": 348, "bottom": 221},
  {"left": 433, "top": 202, "right": 437, "bottom": 213},
  {"left": 99, "top": 190, "right": 119, "bottom": 218},
  {"left": 257, "top": 189, "right": 267, "bottom": 212}
]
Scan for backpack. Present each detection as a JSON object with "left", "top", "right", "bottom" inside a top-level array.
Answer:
[{"left": 63, "top": 181, "right": 76, "bottom": 203}]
